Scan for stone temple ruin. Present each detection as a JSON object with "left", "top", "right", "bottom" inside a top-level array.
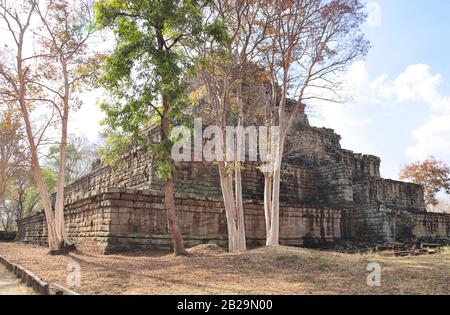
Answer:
[{"left": 17, "top": 106, "right": 450, "bottom": 253}]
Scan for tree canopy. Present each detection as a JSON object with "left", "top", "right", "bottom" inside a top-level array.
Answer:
[{"left": 400, "top": 158, "right": 450, "bottom": 207}]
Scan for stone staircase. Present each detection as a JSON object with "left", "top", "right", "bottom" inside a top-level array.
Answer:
[{"left": 375, "top": 242, "right": 446, "bottom": 257}]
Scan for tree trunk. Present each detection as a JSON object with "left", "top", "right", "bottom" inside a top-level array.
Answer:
[
  {"left": 0, "top": 182, "right": 5, "bottom": 204},
  {"left": 164, "top": 178, "right": 186, "bottom": 255},
  {"left": 54, "top": 62, "right": 73, "bottom": 248},
  {"left": 218, "top": 162, "right": 246, "bottom": 252},
  {"left": 218, "top": 163, "right": 238, "bottom": 251},
  {"left": 265, "top": 88, "right": 288, "bottom": 246},
  {"left": 54, "top": 114, "right": 72, "bottom": 247},
  {"left": 16, "top": 35, "right": 59, "bottom": 251},
  {"left": 234, "top": 163, "right": 246, "bottom": 251},
  {"left": 161, "top": 95, "right": 186, "bottom": 256},
  {"left": 263, "top": 174, "right": 272, "bottom": 238}
]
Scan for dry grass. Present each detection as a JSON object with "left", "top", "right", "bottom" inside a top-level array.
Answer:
[{"left": 0, "top": 241, "right": 449, "bottom": 295}]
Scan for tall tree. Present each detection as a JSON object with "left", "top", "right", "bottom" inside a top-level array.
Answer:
[
  {"left": 400, "top": 158, "right": 450, "bottom": 208},
  {"left": 0, "top": 0, "right": 99, "bottom": 252},
  {"left": 33, "top": 0, "right": 100, "bottom": 248},
  {"left": 257, "top": 0, "right": 368, "bottom": 246},
  {"left": 0, "top": 200, "right": 15, "bottom": 231},
  {"left": 0, "top": 0, "right": 61, "bottom": 251},
  {"left": 191, "top": 0, "right": 270, "bottom": 252},
  {"left": 95, "top": 0, "right": 205, "bottom": 256}
]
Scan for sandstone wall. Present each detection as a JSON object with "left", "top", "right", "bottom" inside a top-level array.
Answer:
[
  {"left": 367, "top": 178, "right": 425, "bottom": 211},
  {"left": 17, "top": 188, "right": 345, "bottom": 252},
  {"left": 17, "top": 191, "right": 112, "bottom": 249},
  {"left": 412, "top": 212, "right": 450, "bottom": 242},
  {"left": 64, "top": 143, "right": 326, "bottom": 209},
  {"left": 16, "top": 122, "right": 450, "bottom": 250},
  {"left": 317, "top": 163, "right": 354, "bottom": 208},
  {"left": 342, "top": 150, "right": 381, "bottom": 179},
  {"left": 351, "top": 176, "right": 427, "bottom": 242},
  {"left": 285, "top": 127, "right": 342, "bottom": 165},
  {"left": 347, "top": 205, "right": 450, "bottom": 243}
]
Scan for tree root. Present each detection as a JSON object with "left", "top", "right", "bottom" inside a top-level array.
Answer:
[{"left": 49, "top": 243, "right": 77, "bottom": 256}]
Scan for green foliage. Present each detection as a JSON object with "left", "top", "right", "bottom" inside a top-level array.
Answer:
[
  {"left": 19, "top": 167, "right": 57, "bottom": 217},
  {"left": 95, "top": 0, "right": 205, "bottom": 179},
  {"left": 99, "top": 128, "right": 131, "bottom": 169},
  {"left": 46, "top": 144, "right": 82, "bottom": 184},
  {"left": 41, "top": 167, "right": 58, "bottom": 192},
  {"left": 45, "top": 138, "right": 99, "bottom": 184}
]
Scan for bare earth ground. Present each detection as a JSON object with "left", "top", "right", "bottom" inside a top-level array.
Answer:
[{"left": 0, "top": 241, "right": 448, "bottom": 295}]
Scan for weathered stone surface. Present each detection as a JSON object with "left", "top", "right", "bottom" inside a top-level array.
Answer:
[
  {"left": 16, "top": 116, "right": 450, "bottom": 251},
  {"left": 18, "top": 188, "right": 345, "bottom": 252}
]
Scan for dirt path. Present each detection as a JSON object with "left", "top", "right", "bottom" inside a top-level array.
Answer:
[
  {"left": 0, "top": 265, "right": 32, "bottom": 295},
  {"left": 0, "top": 242, "right": 449, "bottom": 294}
]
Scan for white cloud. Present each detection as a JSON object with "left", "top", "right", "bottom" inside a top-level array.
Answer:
[
  {"left": 310, "top": 61, "right": 450, "bottom": 180},
  {"left": 406, "top": 115, "right": 450, "bottom": 160},
  {"left": 308, "top": 61, "right": 377, "bottom": 156},
  {"left": 393, "top": 64, "right": 442, "bottom": 104},
  {"left": 371, "top": 64, "right": 450, "bottom": 161}
]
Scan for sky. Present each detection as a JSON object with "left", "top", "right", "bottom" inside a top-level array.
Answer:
[{"left": 308, "top": 0, "right": 450, "bottom": 179}]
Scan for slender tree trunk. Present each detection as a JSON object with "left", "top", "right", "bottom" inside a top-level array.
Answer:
[
  {"left": 263, "top": 174, "right": 272, "bottom": 237},
  {"left": 234, "top": 86, "right": 246, "bottom": 251},
  {"left": 0, "top": 160, "right": 5, "bottom": 200},
  {"left": 267, "top": 153, "right": 281, "bottom": 246},
  {"left": 216, "top": 116, "right": 246, "bottom": 252},
  {"left": 218, "top": 163, "right": 239, "bottom": 252},
  {"left": 54, "top": 62, "right": 72, "bottom": 247},
  {"left": 16, "top": 189, "right": 24, "bottom": 222},
  {"left": 161, "top": 95, "right": 186, "bottom": 256},
  {"left": 164, "top": 177, "right": 186, "bottom": 255},
  {"left": 0, "top": 182, "right": 5, "bottom": 204},
  {"left": 16, "top": 35, "right": 59, "bottom": 251},
  {"left": 54, "top": 114, "right": 71, "bottom": 246},
  {"left": 265, "top": 85, "right": 288, "bottom": 246},
  {"left": 234, "top": 163, "right": 246, "bottom": 251}
]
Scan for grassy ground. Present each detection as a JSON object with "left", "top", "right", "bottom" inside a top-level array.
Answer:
[{"left": 0, "top": 242, "right": 448, "bottom": 295}]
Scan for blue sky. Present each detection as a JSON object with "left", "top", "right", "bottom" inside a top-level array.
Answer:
[{"left": 309, "top": 0, "right": 450, "bottom": 180}]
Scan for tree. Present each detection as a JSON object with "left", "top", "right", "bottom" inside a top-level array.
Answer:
[
  {"left": 33, "top": 0, "right": 100, "bottom": 249},
  {"left": 0, "top": 166, "right": 57, "bottom": 231},
  {"left": 0, "top": 106, "right": 27, "bottom": 202},
  {"left": 16, "top": 167, "right": 58, "bottom": 217},
  {"left": 0, "top": 0, "right": 99, "bottom": 252},
  {"left": 0, "top": 0, "right": 62, "bottom": 251},
  {"left": 191, "top": 0, "right": 271, "bottom": 252},
  {"left": 95, "top": 0, "right": 205, "bottom": 256},
  {"left": 46, "top": 136, "right": 100, "bottom": 184},
  {"left": 0, "top": 200, "right": 15, "bottom": 231},
  {"left": 400, "top": 158, "right": 450, "bottom": 208},
  {"left": 256, "top": 0, "right": 368, "bottom": 245}
]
